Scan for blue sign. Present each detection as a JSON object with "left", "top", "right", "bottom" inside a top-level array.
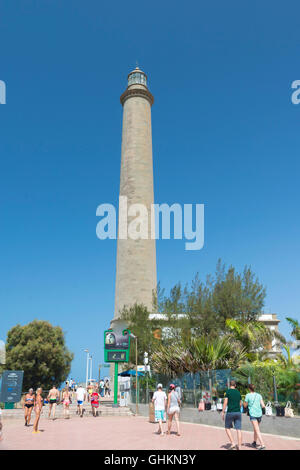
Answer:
[{"left": 0, "top": 370, "right": 24, "bottom": 403}]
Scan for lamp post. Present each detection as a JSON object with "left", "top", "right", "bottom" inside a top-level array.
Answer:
[
  {"left": 84, "top": 349, "right": 89, "bottom": 390},
  {"left": 130, "top": 333, "right": 138, "bottom": 415},
  {"left": 273, "top": 374, "right": 278, "bottom": 405},
  {"left": 144, "top": 352, "right": 149, "bottom": 404},
  {"left": 89, "top": 354, "right": 93, "bottom": 383}
]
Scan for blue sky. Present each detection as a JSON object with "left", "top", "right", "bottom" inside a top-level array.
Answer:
[{"left": 0, "top": 0, "right": 299, "bottom": 382}]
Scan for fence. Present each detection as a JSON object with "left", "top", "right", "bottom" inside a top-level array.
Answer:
[
  {"left": 129, "top": 369, "right": 300, "bottom": 415},
  {"left": 130, "top": 369, "right": 231, "bottom": 407}
]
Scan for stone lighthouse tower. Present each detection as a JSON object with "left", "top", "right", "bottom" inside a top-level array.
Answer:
[{"left": 113, "top": 66, "right": 157, "bottom": 324}]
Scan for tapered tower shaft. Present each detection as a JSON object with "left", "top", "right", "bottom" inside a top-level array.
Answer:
[{"left": 114, "top": 67, "right": 157, "bottom": 320}]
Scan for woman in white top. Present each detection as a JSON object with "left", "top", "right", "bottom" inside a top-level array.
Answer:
[{"left": 167, "top": 384, "right": 181, "bottom": 436}]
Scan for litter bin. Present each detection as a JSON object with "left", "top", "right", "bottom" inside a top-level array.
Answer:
[
  {"left": 5, "top": 403, "right": 14, "bottom": 409},
  {"left": 275, "top": 405, "right": 285, "bottom": 417},
  {"left": 149, "top": 401, "right": 155, "bottom": 423}
]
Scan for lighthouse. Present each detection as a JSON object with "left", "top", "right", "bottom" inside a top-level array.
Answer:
[{"left": 113, "top": 66, "right": 157, "bottom": 325}]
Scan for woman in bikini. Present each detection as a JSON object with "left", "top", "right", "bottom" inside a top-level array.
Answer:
[
  {"left": 62, "top": 387, "right": 71, "bottom": 419},
  {"left": 23, "top": 388, "right": 35, "bottom": 426},
  {"left": 33, "top": 388, "right": 43, "bottom": 434}
]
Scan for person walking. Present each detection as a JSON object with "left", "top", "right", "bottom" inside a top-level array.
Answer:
[
  {"left": 222, "top": 380, "right": 242, "bottom": 450},
  {"left": 91, "top": 386, "right": 100, "bottom": 417},
  {"left": 104, "top": 379, "right": 110, "bottom": 397},
  {"left": 152, "top": 384, "right": 167, "bottom": 436},
  {"left": 87, "top": 383, "right": 93, "bottom": 403},
  {"left": 47, "top": 385, "right": 59, "bottom": 420},
  {"left": 166, "top": 384, "right": 181, "bottom": 436},
  {"left": 62, "top": 387, "right": 71, "bottom": 419},
  {"left": 99, "top": 379, "right": 105, "bottom": 398},
  {"left": 33, "top": 388, "right": 43, "bottom": 434},
  {"left": 23, "top": 388, "right": 35, "bottom": 426},
  {"left": 175, "top": 384, "right": 182, "bottom": 402},
  {"left": 76, "top": 385, "right": 86, "bottom": 417},
  {"left": 244, "top": 384, "right": 266, "bottom": 450}
]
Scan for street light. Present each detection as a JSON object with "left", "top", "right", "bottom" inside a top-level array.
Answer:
[
  {"left": 84, "top": 349, "right": 89, "bottom": 390},
  {"left": 144, "top": 352, "right": 149, "bottom": 404},
  {"left": 129, "top": 333, "right": 138, "bottom": 415},
  {"left": 89, "top": 355, "right": 93, "bottom": 382}
]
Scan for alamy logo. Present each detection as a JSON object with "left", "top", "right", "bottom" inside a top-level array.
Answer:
[
  {"left": 291, "top": 80, "right": 300, "bottom": 104},
  {"left": 0, "top": 80, "right": 6, "bottom": 104},
  {"left": 96, "top": 197, "right": 204, "bottom": 251}
]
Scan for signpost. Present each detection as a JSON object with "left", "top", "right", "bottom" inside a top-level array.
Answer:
[
  {"left": 104, "top": 328, "right": 130, "bottom": 406},
  {"left": 0, "top": 370, "right": 24, "bottom": 406}
]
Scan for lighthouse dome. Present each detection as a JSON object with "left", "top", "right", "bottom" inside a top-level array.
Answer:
[{"left": 127, "top": 66, "right": 147, "bottom": 87}]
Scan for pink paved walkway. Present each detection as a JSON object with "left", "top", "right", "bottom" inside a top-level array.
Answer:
[{"left": 1, "top": 415, "right": 299, "bottom": 450}]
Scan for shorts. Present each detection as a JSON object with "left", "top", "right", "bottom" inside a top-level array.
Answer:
[
  {"left": 155, "top": 410, "right": 165, "bottom": 421},
  {"left": 50, "top": 399, "right": 57, "bottom": 404},
  {"left": 225, "top": 412, "right": 242, "bottom": 430},
  {"left": 250, "top": 415, "right": 262, "bottom": 423},
  {"left": 77, "top": 400, "right": 83, "bottom": 405},
  {"left": 168, "top": 406, "right": 180, "bottom": 415}
]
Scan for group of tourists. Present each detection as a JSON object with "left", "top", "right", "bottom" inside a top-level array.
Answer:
[
  {"left": 221, "top": 380, "right": 266, "bottom": 450},
  {"left": 20, "top": 379, "right": 110, "bottom": 434},
  {"left": 23, "top": 387, "right": 43, "bottom": 434},
  {"left": 152, "top": 383, "right": 182, "bottom": 437},
  {"left": 98, "top": 379, "right": 111, "bottom": 397},
  {"left": 86, "top": 379, "right": 110, "bottom": 401},
  {"left": 3, "top": 375, "right": 267, "bottom": 449},
  {"left": 152, "top": 380, "right": 267, "bottom": 450},
  {"left": 76, "top": 383, "right": 101, "bottom": 417}
]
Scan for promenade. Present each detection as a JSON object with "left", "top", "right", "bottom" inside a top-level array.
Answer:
[{"left": 1, "top": 414, "right": 299, "bottom": 450}]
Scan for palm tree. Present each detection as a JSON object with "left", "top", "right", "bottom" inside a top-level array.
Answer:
[
  {"left": 186, "top": 336, "right": 247, "bottom": 371},
  {"left": 277, "top": 344, "right": 295, "bottom": 368},
  {"left": 286, "top": 317, "right": 300, "bottom": 341},
  {"left": 225, "top": 318, "right": 285, "bottom": 356},
  {"left": 151, "top": 336, "right": 247, "bottom": 376}
]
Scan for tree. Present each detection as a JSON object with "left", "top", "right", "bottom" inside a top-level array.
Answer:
[
  {"left": 156, "top": 260, "right": 266, "bottom": 339},
  {"left": 234, "top": 360, "right": 300, "bottom": 404},
  {"left": 278, "top": 344, "right": 295, "bottom": 369},
  {"left": 286, "top": 317, "right": 300, "bottom": 341},
  {"left": 233, "top": 361, "right": 276, "bottom": 401},
  {"left": 151, "top": 337, "right": 247, "bottom": 377},
  {"left": 120, "top": 304, "right": 162, "bottom": 366},
  {"left": 5, "top": 320, "right": 74, "bottom": 391},
  {"left": 225, "top": 318, "right": 285, "bottom": 357}
]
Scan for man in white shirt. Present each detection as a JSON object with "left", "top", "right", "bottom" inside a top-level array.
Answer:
[
  {"left": 152, "top": 384, "right": 167, "bottom": 436},
  {"left": 99, "top": 379, "right": 104, "bottom": 397},
  {"left": 76, "top": 386, "right": 86, "bottom": 418}
]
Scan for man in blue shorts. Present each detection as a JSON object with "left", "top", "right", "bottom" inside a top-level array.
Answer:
[
  {"left": 222, "top": 380, "right": 242, "bottom": 450},
  {"left": 152, "top": 384, "right": 167, "bottom": 436},
  {"left": 76, "top": 385, "right": 86, "bottom": 418}
]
